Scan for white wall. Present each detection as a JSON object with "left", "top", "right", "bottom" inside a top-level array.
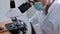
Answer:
[{"left": 0, "top": 0, "right": 26, "bottom": 22}]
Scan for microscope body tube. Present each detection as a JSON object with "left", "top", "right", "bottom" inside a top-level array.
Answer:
[{"left": 10, "top": 0, "right": 15, "bottom": 8}]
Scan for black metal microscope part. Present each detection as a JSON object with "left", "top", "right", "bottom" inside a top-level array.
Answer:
[
  {"left": 5, "top": 17, "right": 27, "bottom": 34},
  {"left": 10, "top": 0, "right": 15, "bottom": 8},
  {"left": 18, "top": 2, "right": 32, "bottom": 13}
]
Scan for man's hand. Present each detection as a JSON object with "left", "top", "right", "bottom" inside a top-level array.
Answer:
[{"left": 0, "top": 19, "right": 12, "bottom": 33}]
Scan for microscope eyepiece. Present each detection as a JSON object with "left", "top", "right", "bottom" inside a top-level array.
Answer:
[{"left": 10, "top": 0, "right": 15, "bottom": 8}]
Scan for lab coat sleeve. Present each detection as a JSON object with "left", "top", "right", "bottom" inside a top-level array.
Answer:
[{"left": 41, "top": 1, "right": 60, "bottom": 34}]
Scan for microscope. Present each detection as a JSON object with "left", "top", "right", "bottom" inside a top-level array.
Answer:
[
  {"left": 5, "top": 0, "right": 32, "bottom": 34},
  {"left": 5, "top": 17, "right": 27, "bottom": 34}
]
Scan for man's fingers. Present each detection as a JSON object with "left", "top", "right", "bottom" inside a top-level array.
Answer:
[
  {"left": 0, "top": 27, "right": 8, "bottom": 33},
  {"left": 0, "top": 19, "right": 12, "bottom": 33},
  {"left": 0, "top": 27, "right": 4, "bottom": 32}
]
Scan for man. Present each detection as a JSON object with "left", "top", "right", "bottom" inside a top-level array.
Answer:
[{"left": 26, "top": 0, "right": 54, "bottom": 34}]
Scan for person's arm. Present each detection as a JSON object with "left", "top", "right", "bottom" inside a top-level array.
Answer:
[{"left": 0, "top": 19, "right": 12, "bottom": 33}]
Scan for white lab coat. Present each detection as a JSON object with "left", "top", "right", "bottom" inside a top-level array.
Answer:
[
  {"left": 27, "top": 5, "right": 46, "bottom": 34},
  {"left": 26, "top": 5, "right": 37, "bottom": 19},
  {"left": 40, "top": 0, "right": 60, "bottom": 34},
  {"left": 27, "top": 5, "right": 45, "bottom": 24},
  {"left": 29, "top": 10, "right": 45, "bottom": 34},
  {"left": 6, "top": 8, "right": 31, "bottom": 34}
]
